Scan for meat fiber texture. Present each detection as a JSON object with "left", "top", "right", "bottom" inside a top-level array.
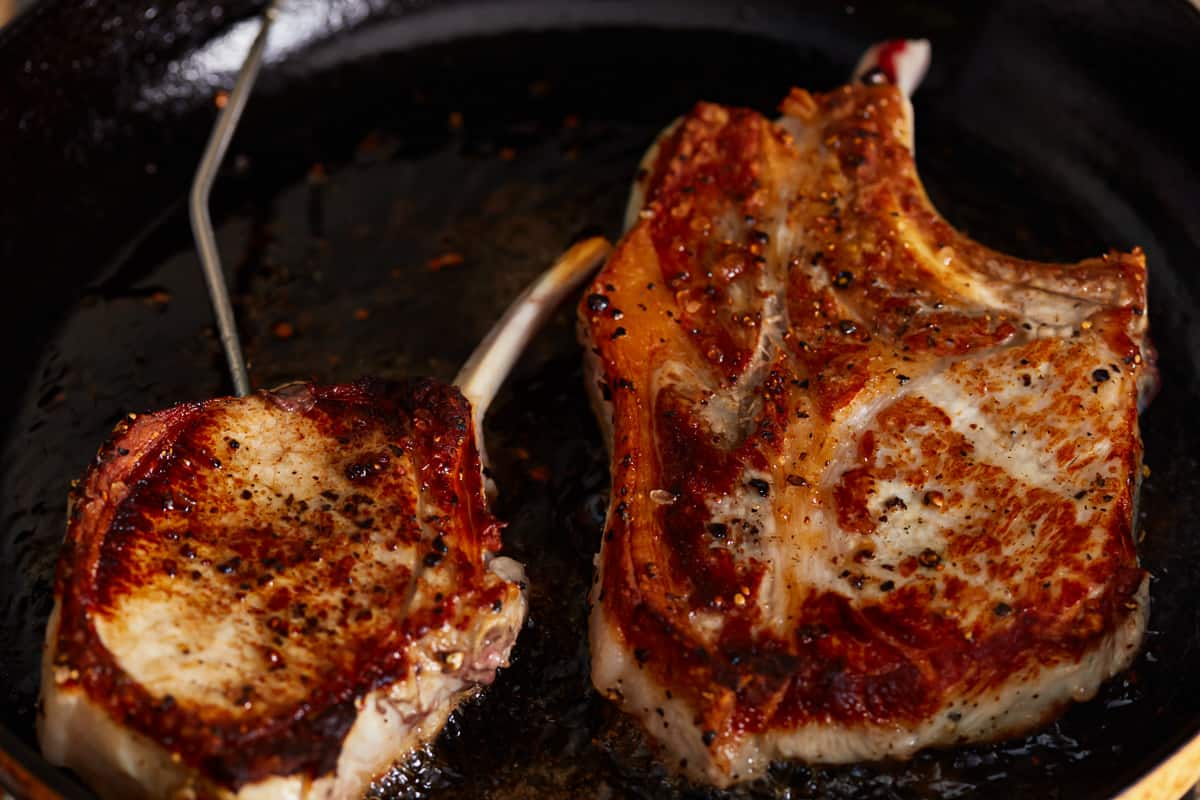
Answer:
[
  {"left": 578, "top": 82, "right": 1156, "bottom": 787},
  {"left": 40, "top": 379, "right": 527, "bottom": 799}
]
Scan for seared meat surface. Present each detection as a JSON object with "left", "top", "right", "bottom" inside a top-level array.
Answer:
[
  {"left": 579, "top": 77, "right": 1156, "bottom": 786},
  {"left": 40, "top": 379, "right": 526, "bottom": 799}
]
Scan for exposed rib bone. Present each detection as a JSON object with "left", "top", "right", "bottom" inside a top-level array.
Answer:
[
  {"left": 455, "top": 237, "right": 611, "bottom": 433},
  {"left": 852, "top": 39, "right": 931, "bottom": 98}
]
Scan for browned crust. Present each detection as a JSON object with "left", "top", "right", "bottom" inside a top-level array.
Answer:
[
  {"left": 580, "top": 85, "right": 1153, "bottom": 762},
  {"left": 50, "top": 377, "right": 505, "bottom": 789}
]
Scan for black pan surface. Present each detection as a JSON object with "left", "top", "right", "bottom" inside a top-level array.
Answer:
[{"left": 2, "top": 1, "right": 1199, "bottom": 798}]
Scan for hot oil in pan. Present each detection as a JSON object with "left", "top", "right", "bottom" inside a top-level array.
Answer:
[{"left": 1, "top": 26, "right": 1198, "bottom": 800}]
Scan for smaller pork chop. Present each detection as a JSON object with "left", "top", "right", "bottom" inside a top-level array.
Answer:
[{"left": 40, "top": 239, "right": 609, "bottom": 799}]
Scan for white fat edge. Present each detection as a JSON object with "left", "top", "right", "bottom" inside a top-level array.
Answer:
[
  {"left": 589, "top": 595, "right": 723, "bottom": 786},
  {"left": 53, "top": 593, "right": 529, "bottom": 800},
  {"left": 623, "top": 117, "right": 681, "bottom": 231},
  {"left": 42, "top": 603, "right": 215, "bottom": 800},
  {"left": 715, "top": 577, "right": 1147, "bottom": 780},
  {"left": 269, "top": 584, "right": 525, "bottom": 800}
]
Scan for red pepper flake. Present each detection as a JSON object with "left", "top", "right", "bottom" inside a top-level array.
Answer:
[
  {"left": 427, "top": 252, "right": 465, "bottom": 272},
  {"left": 272, "top": 321, "right": 295, "bottom": 340}
]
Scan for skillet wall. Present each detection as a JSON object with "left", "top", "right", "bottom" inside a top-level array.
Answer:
[{"left": 1, "top": 1, "right": 1199, "bottom": 798}]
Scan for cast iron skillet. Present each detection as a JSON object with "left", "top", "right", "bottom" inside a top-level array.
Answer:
[{"left": 2, "top": 1, "right": 1199, "bottom": 797}]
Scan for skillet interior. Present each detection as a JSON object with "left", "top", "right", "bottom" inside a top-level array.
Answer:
[{"left": 1, "top": 1, "right": 1199, "bottom": 797}]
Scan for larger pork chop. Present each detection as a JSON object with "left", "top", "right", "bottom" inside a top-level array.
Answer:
[
  {"left": 579, "top": 80, "right": 1156, "bottom": 786},
  {"left": 40, "top": 379, "right": 526, "bottom": 799}
]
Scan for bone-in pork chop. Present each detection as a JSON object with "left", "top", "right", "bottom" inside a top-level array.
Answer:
[
  {"left": 578, "top": 68, "right": 1156, "bottom": 786},
  {"left": 40, "top": 379, "right": 525, "bottom": 799},
  {"left": 40, "top": 235, "right": 608, "bottom": 799}
]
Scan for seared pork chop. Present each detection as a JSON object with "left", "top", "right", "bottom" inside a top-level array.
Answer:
[
  {"left": 42, "top": 379, "right": 521, "bottom": 799},
  {"left": 578, "top": 50, "right": 1156, "bottom": 786},
  {"left": 40, "top": 239, "right": 609, "bottom": 799}
]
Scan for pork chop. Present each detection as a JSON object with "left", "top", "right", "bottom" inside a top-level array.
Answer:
[
  {"left": 40, "top": 238, "right": 610, "bottom": 799},
  {"left": 578, "top": 55, "right": 1156, "bottom": 787},
  {"left": 40, "top": 379, "right": 524, "bottom": 799}
]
